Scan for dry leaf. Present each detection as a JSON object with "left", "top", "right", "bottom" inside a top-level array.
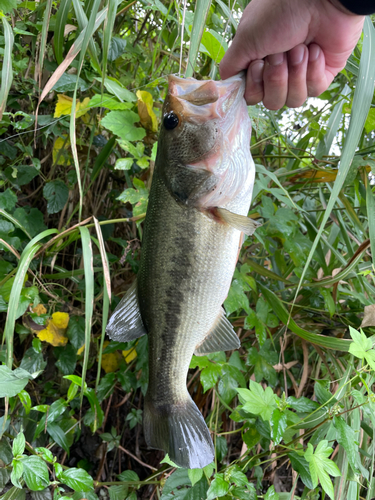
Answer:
[
  {"left": 360, "top": 304, "right": 375, "bottom": 328},
  {"left": 136, "top": 90, "right": 158, "bottom": 133},
  {"left": 33, "top": 304, "right": 47, "bottom": 316},
  {"left": 122, "top": 346, "right": 137, "bottom": 363},
  {"left": 100, "top": 341, "right": 121, "bottom": 373},
  {"left": 37, "top": 312, "right": 70, "bottom": 347},
  {"left": 52, "top": 136, "right": 70, "bottom": 166},
  {"left": 54, "top": 94, "right": 90, "bottom": 119}
]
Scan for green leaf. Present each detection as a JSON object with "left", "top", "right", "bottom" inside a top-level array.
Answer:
[
  {"left": 101, "top": 111, "right": 146, "bottom": 142},
  {"left": 334, "top": 416, "right": 361, "bottom": 474},
  {"left": 200, "top": 29, "right": 227, "bottom": 63},
  {"left": 288, "top": 451, "right": 314, "bottom": 489},
  {"left": 67, "top": 316, "right": 85, "bottom": 350},
  {"left": 46, "top": 422, "right": 70, "bottom": 454},
  {"left": 55, "top": 344, "right": 77, "bottom": 375},
  {"left": 237, "top": 380, "right": 277, "bottom": 421},
  {"left": 108, "top": 485, "right": 128, "bottom": 500},
  {"left": 11, "top": 459, "right": 23, "bottom": 489},
  {"left": 0, "top": 189, "right": 17, "bottom": 211},
  {"left": 0, "top": 366, "right": 32, "bottom": 397},
  {"left": 106, "top": 37, "right": 127, "bottom": 62},
  {"left": 52, "top": 73, "right": 89, "bottom": 92},
  {"left": 0, "top": 438, "right": 13, "bottom": 464},
  {"left": 270, "top": 409, "right": 288, "bottom": 445},
  {"left": 117, "top": 470, "right": 139, "bottom": 482},
  {"left": 286, "top": 397, "right": 319, "bottom": 413},
  {"left": 0, "top": 0, "right": 17, "bottom": 13},
  {"left": 58, "top": 467, "right": 94, "bottom": 492},
  {"left": 89, "top": 94, "right": 132, "bottom": 111},
  {"left": 206, "top": 474, "right": 229, "bottom": 500},
  {"left": 200, "top": 362, "right": 222, "bottom": 393},
  {"left": 187, "top": 468, "right": 203, "bottom": 487},
  {"left": 35, "top": 448, "right": 54, "bottom": 464},
  {"left": 21, "top": 456, "right": 50, "bottom": 491},
  {"left": 12, "top": 432, "right": 25, "bottom": 457},
  {"left": 304, "top": 441, "right": 341, "bottom": 498},
  {"left": 264, "top": 485, "right": 279, "bottom": 500},
  {"left": 43, "top": 180, "right": 69, "bottom": 214}
]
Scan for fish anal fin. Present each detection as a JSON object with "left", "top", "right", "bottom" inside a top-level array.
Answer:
[
  {"left": 195, "top": 308, "right": 240, "bottom": 356},
  {"left": 216, "top": 207, "right": 260, "bottom": 236},
  {"left": 106, "top": 279, "right": 147, "bottom": 342}
]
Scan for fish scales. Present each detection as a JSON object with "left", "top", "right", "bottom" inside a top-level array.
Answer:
[{"left": 106, "top": 73, "right": 256, "bottom": 468}]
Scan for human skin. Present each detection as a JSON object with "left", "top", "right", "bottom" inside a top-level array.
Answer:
[{"left": 219, "top": 0, "right": 365, "bottom": 110}]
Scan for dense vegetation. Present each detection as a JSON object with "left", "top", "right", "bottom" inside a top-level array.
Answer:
[{"left": 1, "top": 0, "right": 375, "bottom": 498}]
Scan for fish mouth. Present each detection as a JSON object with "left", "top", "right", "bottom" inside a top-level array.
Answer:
[{"left": 165, "top": 73, "right": 245, "bottom": 123}]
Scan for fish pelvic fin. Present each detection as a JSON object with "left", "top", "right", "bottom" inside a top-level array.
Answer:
[
  {"left": 106, "top": 279, "right": 147, "bottom": 342},
  {"left": 144, "top": 395, "right": 214, "bottom": 469},
  {"left": 195, "top": 308, "right": 240, "bottom": 356},
  {"left": 216, "top": 207, "right": 260, "bottom": 236}
]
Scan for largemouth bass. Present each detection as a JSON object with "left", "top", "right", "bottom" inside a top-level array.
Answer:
[{"left": 107, "top": 73, "right": 256, "bottom": 469}]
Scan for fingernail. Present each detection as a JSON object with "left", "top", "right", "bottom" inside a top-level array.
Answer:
[
  {"left": 309, "top": 45, "right": 320, "bottom": 62},
  {"left": 250, "top": 61, "right": 264, "bottom": 83},
  {"left": 290, "top": 45, "right": 305, "bottom": 66},
  {"left": 268, "top": 53, "right": 284, "bottom": 66}
]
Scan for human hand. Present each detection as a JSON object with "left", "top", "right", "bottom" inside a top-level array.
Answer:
[{"left": 219, "top": 0, "right": 365, "bottom": 109}]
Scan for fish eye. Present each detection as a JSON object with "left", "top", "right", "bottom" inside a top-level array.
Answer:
[{"left": 163, "top": 111, "right": 179, "bottom": 130}]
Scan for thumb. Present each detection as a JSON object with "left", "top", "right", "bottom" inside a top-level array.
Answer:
[{"left": 219, "top": 22, "right": 259, "bottom": 80}]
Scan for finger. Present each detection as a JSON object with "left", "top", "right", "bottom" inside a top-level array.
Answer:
[
  {"left": 244, "top": 60, "right": 264, "bottom": 105},
  {"left": 306, "top": 44, "right": 330, "bottom": 97},
  {"left": 262, "top": 53, "right": 288, "bottom": 110},
  {"left": 286, "top": 44, "right": 308, "bottom": 108}
]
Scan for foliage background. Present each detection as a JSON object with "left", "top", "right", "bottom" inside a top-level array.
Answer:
[{"left": 1, "top": 0, "right": 375, "bottom": 499}]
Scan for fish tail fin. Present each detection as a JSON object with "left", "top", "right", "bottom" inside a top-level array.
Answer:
[{"left": 144, "top": 395, "right": 214, "bottom": 469}]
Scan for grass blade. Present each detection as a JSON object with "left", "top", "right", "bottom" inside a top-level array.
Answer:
[
  {"left": 0, "top": 209, "right": 32, "bottom": 240},
  {"left": 2, "top": 229, "right": 58, "bottom": 368},
  {"left": 366, "top": 183, "right": 375, "bottom": 266},
  {"left": 185, "top": 0, "right": 212, "bottom": 78},
  {"left": 37, "top": 7, "right": 107, "bottom": 109},
  {"left": 69, "top": 0, "right": 101, "bottom": 220},
  {"left": 54, "top": 0, "right": 72, "bottom": 64},
  {"left": 78, "top": 227, "right": 94, "bottom": 402},
  {"left": 315, "top": 85, "right": 350, "bottom": 159},
  {"left": 102, "top": 0, "right": 117, "bottom": 79},
  {"left": 258, "top": 283, "right": 352, "bottom": 351},
  {"left": 38, "top": 0, "right": 53, "bottom": 88},
  {"left": 291, "top": 18, "right": 375, "bottom": 313},
  {"left": 0, "top": 16, "right": 14, "bottom": 120},
  {"left": 72, "top": 0, "right": 101, "bottom": 73}
]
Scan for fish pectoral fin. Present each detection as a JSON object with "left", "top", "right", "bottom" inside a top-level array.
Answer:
[
  {"left": 106, "top": 279, "right": 147, "bottom": 342},
  {"left": 195, "top": 308, "right": 240, "bottom": 356},
  {"left": 216, "top": 207, "right": 260, "bottom": 236}
]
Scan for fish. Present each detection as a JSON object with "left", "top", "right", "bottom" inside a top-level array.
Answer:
[{"left": 106, "top": 73, "right": 257, "bottom": 469}]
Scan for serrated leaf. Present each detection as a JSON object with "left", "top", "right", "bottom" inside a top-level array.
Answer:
[
  {"left": 101, "top": 110, "right": 146, "bottom": 141},
  {"left": 43, "top": 180, "right": 69, "bottom": 214},
  {"left": 334, "top": 417, "right": 361, "bottom": 474},
  {"left": 206, "top": 474, "right": 229, "bottom": 500},
  {"left": 304, "top": 441, "right": 341, "bottom": 498},
  {"left": 238, "top": 380, "right": 277, "bottom": 421}
]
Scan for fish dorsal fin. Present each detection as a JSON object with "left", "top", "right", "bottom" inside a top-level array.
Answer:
[
  {"left": 195, "top": 308, "right": 240, "bottom": 356},
  {"left": 106, "top": 279, "right": 147, "bottom": 342},
  {"left": 216, "top": 207, "right": 259, "bottom": 236}
]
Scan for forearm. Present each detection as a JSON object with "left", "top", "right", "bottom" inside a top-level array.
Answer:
[{"left": 333, "top": 0, "right": 375, "bottom": 15}]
